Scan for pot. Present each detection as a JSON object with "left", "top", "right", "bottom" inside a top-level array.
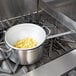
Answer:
[{"left": 4, "top": 23, "right": 51, "bottom": 65}]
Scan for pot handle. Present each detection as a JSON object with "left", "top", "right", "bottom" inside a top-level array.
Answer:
[{"left": 42, "top": 26, "right": 51, "bottom": 39}]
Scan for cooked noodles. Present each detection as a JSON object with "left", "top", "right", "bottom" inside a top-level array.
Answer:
[{"left": 14, "top": 37, "right": 37, "bottom": 49}]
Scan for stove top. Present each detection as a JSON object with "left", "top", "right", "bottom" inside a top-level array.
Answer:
[{"left": 0, "top": 11, "right": 76, "bottom": 76}]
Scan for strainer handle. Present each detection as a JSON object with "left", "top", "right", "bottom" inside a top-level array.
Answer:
[{"left": 42, "top": 25, "right": 51, "bottom": 38}]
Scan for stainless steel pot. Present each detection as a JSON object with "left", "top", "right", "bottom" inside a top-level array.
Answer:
[
  {"left": 9, "top": 45, "right": 43, "bottom": 65},
  {"left": 4, "top": 23, "right": 51, "bottom": 65}
]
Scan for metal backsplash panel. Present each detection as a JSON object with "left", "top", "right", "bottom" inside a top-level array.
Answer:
[{"left": 0, "top": 0, "right": 37, "bottom": 20}]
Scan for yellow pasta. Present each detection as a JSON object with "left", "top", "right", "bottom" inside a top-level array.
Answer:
[{"left": 14, "top": 37, "right": 37, "bottom": 49}]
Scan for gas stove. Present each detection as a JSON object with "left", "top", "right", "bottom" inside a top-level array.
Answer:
[{"left": 0, "top": 11, "right": 76, "bottom": 76}]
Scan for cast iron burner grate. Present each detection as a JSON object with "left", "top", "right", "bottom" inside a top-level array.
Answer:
[{"left": 0, "top": 11, "right": 75, "bottom": 75}]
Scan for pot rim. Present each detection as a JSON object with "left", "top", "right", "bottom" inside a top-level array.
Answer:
[{"left": 5, "top": 23, "right": 47, "bottom": 51}]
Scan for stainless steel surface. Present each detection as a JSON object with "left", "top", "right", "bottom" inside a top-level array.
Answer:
[
  {"left": 53, "top": 0, "right": 76, "bottom": 21},
  {"left": 23, "top": 49, "right": 76, "bottom": 76},
  {"left": 0, "top": 0, "right": 37, "bottom": 20},
  {"left": 40, "top": 0, "right": 76, "bottom": 31},
  {"left": 45, "top": 0, "right": 76, "bottom": 6},
  {"left": 9, "top": 46, "right": 43, "bottom": 65}
]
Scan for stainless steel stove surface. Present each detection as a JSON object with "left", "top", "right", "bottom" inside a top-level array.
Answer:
[
  {"left": 0, "top": 11, "right": 76, "bottom": 76},
  {"left": 61, "top": 67, "right": 76, "bottom": 76}
]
